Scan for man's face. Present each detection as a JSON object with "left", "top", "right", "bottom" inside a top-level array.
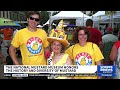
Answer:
[{"left": 27, "top": 14, "right": 40, "bottom": 28}]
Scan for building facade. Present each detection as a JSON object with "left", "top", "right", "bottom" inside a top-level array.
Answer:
[{"left": 0, "top": 11, "right": 26, "bottom": 22}]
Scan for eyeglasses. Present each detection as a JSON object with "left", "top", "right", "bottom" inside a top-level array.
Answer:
[
  {"left": 52, "top": 43, "right": 62, "bottom": 47},
  {"left": 29, "top": 17, "right": 40, "bottom": 22}
]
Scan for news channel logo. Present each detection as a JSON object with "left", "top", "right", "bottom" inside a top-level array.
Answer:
[{"left": 97, "top": 65, "right": 116, "bottom": 77}]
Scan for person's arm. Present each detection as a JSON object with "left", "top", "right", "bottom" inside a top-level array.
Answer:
[
  {"left": 0, "top": 29, "right": 3, "bottom": 34},
  {"left": 44, "top": 46, "right": 51, "bottom": 59},
  {"left": 96, "top": 60, "right": 102, "bottom": 65},
  {"left": 96, "top": 60, "right": 102, "bottom": 79},
  {"left": 0, "top": 53, "right": 6, "bottom": 64},
  {"left": 9, "top": 45, "right": 20, "bottom": 65},
  {"left": 97, "top": 30, "right": 104, "bottom": 53},
  {"left": 99, "top": 41, "right": 104, "bottom": 53},
  {"left": 66, "top": 56, "right": 74, "bottom": 79},
  {"left": 66, "top": 56, "right": 73, "bottom": 65},
  {"left": 93, "top": 43, "right": 103, "bottom": 79},
  {"left": 109, "top": 45, "right": 118, "bottom": 61}
]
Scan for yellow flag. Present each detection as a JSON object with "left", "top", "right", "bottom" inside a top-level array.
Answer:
[{"left": 56, "top": 19, "right": 64, "bottom": 30}]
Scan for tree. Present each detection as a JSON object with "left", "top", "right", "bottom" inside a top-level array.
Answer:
[
  {"left": 52, "top": 11, "right": 60, "bottom": 16},
  {"left": 40, "top": 11, "right": 49, "bottom": 25}
]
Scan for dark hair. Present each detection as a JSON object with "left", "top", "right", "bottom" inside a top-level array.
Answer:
[
  {"left": 73, "top": 26, "right": 90, "bottom": 43},
  {"left": 86, "top": 19, "right": 93, "bottom": 27},
  {"left": 26, "top": 11, "right": 41, "bottom": 19}
]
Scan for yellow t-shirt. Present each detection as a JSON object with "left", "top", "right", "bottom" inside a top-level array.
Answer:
[
  {"left": 65, "top": 42, "right": 104, "bottom": 79},
  {"left": 11, "top": 28, "right": 49, "bottom": 65}
]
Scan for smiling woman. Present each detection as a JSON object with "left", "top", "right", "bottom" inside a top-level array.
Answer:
[{"left": 65, "top": 26, "right": 104, "bottom": 79}]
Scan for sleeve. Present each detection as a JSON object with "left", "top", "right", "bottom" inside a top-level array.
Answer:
[
  {"left": 0, "top": 29, "right": 4, "bottom": 33},
  {"left": 93, "top": 43, "right": 104, "bottom": 62},
  {"left": 114, "top": 41, "right": 120, "bottom": 50},
  {"left": 65, "top": 45, "right": 74, "bottom": 60},
  {"left": 42, "top": 30, "right": 49, "bottom": 48},
  {"left": 11, "top": 31, "right": 20, "bottom": 48}
]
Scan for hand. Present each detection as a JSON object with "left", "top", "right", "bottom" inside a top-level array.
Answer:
[{"left": 45, "top": 50, "right": 51, "bottom": 59}]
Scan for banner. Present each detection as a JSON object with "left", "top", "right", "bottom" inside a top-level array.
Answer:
[
  {"left": 4, "top": 65, "right": 97, "bottom": 73},
  {"left": 4, "top": 65, "right": 116, "bottom": 77}
]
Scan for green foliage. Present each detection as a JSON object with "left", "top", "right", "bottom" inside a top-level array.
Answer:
[
  {"left": 52, "top": 11, "right": 60, "bottom": 16},
  {"left": 40, "top": 11, "right": 49, "bottom": 25}
]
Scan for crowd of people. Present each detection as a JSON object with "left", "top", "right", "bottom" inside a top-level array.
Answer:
[{"left": 0, "top": 11, "right": 120, "bottom": 79}]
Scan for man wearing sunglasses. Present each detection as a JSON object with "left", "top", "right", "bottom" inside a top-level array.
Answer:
[{"left": 9, "top": 11, "right": 50, "bottom": 79}]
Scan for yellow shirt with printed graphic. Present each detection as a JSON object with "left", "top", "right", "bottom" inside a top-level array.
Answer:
[
  {"left": 11, "top": 28, "right": 49, "bottom": 65},
  {"left": 65, "top": 42, "right": 104, "bottom": 79}
]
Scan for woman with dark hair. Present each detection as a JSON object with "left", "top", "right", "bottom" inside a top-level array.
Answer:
[{"left": 65, "top": 26, "right": 104, "bottom": 79}]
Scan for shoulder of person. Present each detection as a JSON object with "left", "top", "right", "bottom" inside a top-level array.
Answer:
[
  {"left": 88, "top": 42, "right": 98, "bottom": 47},
  {"left": 17, "top": 28, "right": 26, "bottom": 32},
  {"left": 93, "top": 43, "right": 100, "bottom": 50},
  {"left": 14, "top": 29, "right": 22, "bottom": 34},
  {"left": 69, "top": 44, "right": 77, "bottom": 49},
  {"left": 87, "top": 42, "right": 94, "bottom": 45},
  {"left": 37, "top": 28, "right": 46, "bottom": 33},
  {"left": 64, "top": 53, "right": 69, "bottom": 56},
  {"left": 114, "top": 41, "right": 120, "bottom": 46}
]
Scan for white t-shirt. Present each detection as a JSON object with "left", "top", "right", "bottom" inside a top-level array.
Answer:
[{"left": 13, "top": 29, "right": 18, "bottom": 37}]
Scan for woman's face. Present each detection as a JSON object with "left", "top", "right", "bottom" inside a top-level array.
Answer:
[
  {"left": 78, "top": 30, "right": 87, "bottom": 43},
  {"left": 51, "top": 40, "right": 62, "bottom": 54},
  {"left": 27, "top": 14, "right": 40, "bottom": 28}
]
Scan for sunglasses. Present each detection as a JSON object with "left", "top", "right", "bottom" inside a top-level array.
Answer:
[{"left": 29, "top": 17, "right": 40, "bottom": 22}]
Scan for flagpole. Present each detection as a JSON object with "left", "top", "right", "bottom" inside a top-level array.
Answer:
[
  {"left": 49, "top": 12, "right": 52, "bottom": 33},
  {"left": 83, "top": 11, "right": 84, "bottom": 26},
  {"left": 111, "top": 12, "right": 114, "bottom": 32},
  {"left": 92, "top": 11, "right": 94, "bottom": 27},
  {"left": 110, "top": 12, "right": 112, "bottom": 27},
  {"left": 98, "top": 16, "right": 100, "bottom": 30}
]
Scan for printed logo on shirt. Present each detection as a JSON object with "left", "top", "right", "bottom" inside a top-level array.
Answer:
[
  {"left": 26, "top": 37, "right": 42, "bottom": 54},
  {"left": 75, "top": 52, "right": 92, "bottom": 65}
]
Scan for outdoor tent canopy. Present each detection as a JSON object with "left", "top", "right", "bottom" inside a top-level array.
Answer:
[
  {"left": 49, "top": 11, "right": 90, "bottom": 26},
  {"left": 0, "top": 18, "right": 21, "bottom": 28},
  {"left": 91, "top": 11, "right": 120, "bottom": 23}
]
